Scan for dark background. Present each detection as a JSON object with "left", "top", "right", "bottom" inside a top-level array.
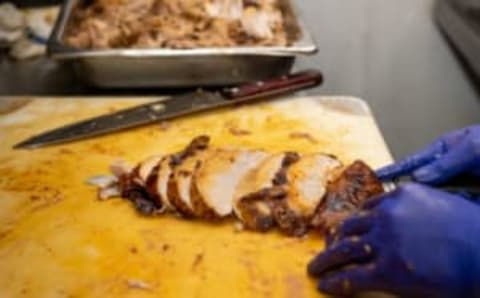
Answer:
[
  {"left": 1, "top": 0, "right": 59, "bottom": 6},
  {"left": 1, "top": 0, "right": 479, "bottom": 159}
]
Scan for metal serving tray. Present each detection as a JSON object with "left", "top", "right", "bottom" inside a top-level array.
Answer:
[{"left": 48, "top": 0, "right": 318, "bottom": 88}]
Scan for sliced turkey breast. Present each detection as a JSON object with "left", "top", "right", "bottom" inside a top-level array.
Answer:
[
  {"left": 234, "top": 153, "right": 287, "bottom": 199},
  {"left": 273, "top": 154, "right": 342, "bottom": 236},
  {"left": 145, "top": 136, "right": 210, "bottom": 214},
  {"left": 191, "top": 149, "right": 269, "bottom": 219},
  {"left": 131, "top": 155, "right": 163, "bottom": 187},
  {"left": 167, "top": 149, "right": 211, "bottom": 217},
  {"left": 92, "top": 135, "right": 384, "bottom": 238},
  {"left": 233, "top": 152, "right": 300, "bottom": 231},
  {"left": 145, "top": 156, "right": 172, "bottom": 212},
  {"left": 284, "top": 154, "right": 342, "bottom": 217}
]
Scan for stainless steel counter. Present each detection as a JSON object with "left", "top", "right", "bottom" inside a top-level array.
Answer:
[{"left": 1, "top": 0, "right": 479, "bottom": 158}]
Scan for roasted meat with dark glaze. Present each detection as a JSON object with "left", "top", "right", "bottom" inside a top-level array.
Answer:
[{"left": 311, "top": 160, "right": 385, "bottom": 233}]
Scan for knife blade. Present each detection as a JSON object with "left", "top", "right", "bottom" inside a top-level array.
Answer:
[
  {"left": 383, "top": 174, "right": 480, "bottom": 197},
  {"left": 14, "top": 70, "right": 323, "bottom": 149}
]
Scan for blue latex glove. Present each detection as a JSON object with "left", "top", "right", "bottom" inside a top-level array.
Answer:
[
  {"left": 377, "top": 125, "right": 480, "bottom": 184},
  {"left": 308, "top": 183, "right": 480, "bottom": 298}
]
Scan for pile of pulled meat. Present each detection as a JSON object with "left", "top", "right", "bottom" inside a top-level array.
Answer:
[{"left": 64, "top": 0, "right": 290, "bottom": 49}]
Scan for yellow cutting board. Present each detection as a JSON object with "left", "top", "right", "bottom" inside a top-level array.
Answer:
[{"left": 0, "top": 96, "right": 392, "bottom": 298}]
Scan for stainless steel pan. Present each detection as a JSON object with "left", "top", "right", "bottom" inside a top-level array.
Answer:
[{"left": 48, "top": 0, "right": 318, "bottom": 88}]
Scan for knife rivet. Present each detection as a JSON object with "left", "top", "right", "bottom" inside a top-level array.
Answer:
[
  {"left": 230, "top": 87, "right": 240, "bottom": 94},
  {"left": 151, "top": 103, "right": 166, "bottom": 113},
  {"left": 256, "top": 81, "right": 265, "bottom": 87}
]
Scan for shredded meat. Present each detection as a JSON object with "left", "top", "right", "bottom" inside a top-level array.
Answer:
[{"left": 64, "top": 0, "right": 289, "bottom": 49}]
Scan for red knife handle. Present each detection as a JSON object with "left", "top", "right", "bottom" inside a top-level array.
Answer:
[{"left": 222, "top": 70, "right": 323, "bottom": 100}]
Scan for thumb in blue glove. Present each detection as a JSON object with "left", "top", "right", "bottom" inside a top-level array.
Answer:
[
  {"left": 376, "top": 125, "right": 480, "bottom": 184},
  {"left": 308, "top": 183, "right": 480, "bottom": 298}
]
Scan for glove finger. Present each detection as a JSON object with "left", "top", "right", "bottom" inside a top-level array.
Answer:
[
  {"left": 442, "top": 125, "right": 475, "bottom": 145},
  {"left": 376, "top": 125, "right": 473, "bottom": 181},
  {"left": 318, "top": 265, "right": 381, "bottom": 296},
  {"left": 325, "top": 212, "right": 373, "bottom": 246},
  {"left": 336, "top": 212, "right": 375, "bottom": 240},
  {"left": 362, "top": 195, "right": 388, "bottom": 210},
  {"left": 308, "top": 237, "right": 375, "bottom": 277},
  {"left": 413, "top": 138, "right": 478, "bottom": 184},
  {"left": 375, "top": 139, "right": 445, "bottom": 180},
  {"left": 325, "top": 228, "right": 337, "bottom": 246}
]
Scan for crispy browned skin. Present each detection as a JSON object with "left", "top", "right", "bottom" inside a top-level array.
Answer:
[
  {"left": 272, "top": 201, "right": 310, "bottom": 237},
  {"left": 170, "top": 135, "right": 210, "bottom": 167},
  {"left": 236, "top": 186, "right": 285, "bottom": 231},
  {"left": 311, "top": 160, "right": 384, "bottom": 233}
]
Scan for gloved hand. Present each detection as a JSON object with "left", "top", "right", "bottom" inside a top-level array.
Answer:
[
  {"left": 308, "top": 183, "right": 480, "bottom": 298},
  {"left": 377, "top": 125, "right": 480, "bottom": 184}
]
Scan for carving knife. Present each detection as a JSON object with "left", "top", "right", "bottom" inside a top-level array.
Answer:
[{"left": 14, "top": 70, "right": 323, "bottom": 150}]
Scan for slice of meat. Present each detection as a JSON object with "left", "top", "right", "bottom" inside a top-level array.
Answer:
[
  {"left": 145, "top": 156, "right": 173, "bottom": 212},
  {"left": 233, "top": 152, "right": 300, "bottom": 231},
  {"left": 234, "top": 153, "right": 289, "bottom": 199},
  {"left": 117, "top": 170, "right": 158, "bottom": 215},
  {"left": 311, "top": 160, "right": 385, "bottom": 234},
  {"left": 131, "top": 155, "right": 163, "bottom": 187},
  {"left": 167, "top": 149, "right": 211, "bottom": 217},
  {"left": 104, "top": 159, "right": 159, "bottom": 215},
  {"left": 273, "top": 154, "right": 343, "bottom": 236},
  {"left": 191, "top": 149, "right": 269, "bottom": 219},
  {"left": 145, "top": 136, "right": 210, "bottom": 214},
  {"left": 108, "top": 155, "right": 162, "bottom": 214}
]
